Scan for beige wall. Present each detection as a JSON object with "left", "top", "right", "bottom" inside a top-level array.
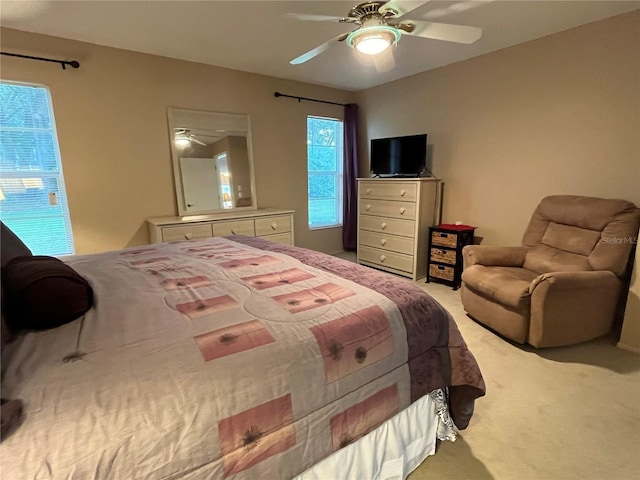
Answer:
[
  {"left": 356, "top": 12, "right": 639, "bottom": 347},
  {"left": 619, "top": 241, "right": 640, "bottom": 353},
  {"left": 0, "top": 28, "right": 353, "bottom": 255},
  {"left": 357, "top": 12, "right": 639, "bottom": 244}
]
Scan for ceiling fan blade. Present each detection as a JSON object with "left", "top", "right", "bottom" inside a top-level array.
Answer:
[
  {"left": 191, "top": 137, "right": 207, "bottom": 146},
  {"left": 406, "top": 21, "right": 482, "bottom": 44},
  {"left": 290, "top": 36, "right": 342, "bottom": 65},
  {"left": 285, "top": 13, "right": 344, "bottom": 22},
  {"left": 380, "top": 0, "right": 431, "bottom": 19}
]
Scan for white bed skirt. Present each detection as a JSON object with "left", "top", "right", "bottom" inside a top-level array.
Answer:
[{"left": 295, "top": 392, "right": 451, "bottom": 480}]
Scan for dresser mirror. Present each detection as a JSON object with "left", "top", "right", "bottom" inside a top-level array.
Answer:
[{"left": 168, "top": 107, "right": 257, "bottom": 216}]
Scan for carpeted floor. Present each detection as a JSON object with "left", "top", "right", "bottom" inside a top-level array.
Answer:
[{"left": 408, "top": 280, "right": 640, "bottom": 480}]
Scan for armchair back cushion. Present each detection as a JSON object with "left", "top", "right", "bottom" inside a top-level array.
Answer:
[{"left": 522, "top": 195, "right": 640, "bottom": 277}]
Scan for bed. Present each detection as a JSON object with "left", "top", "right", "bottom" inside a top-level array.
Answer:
[{"left": 0, "top": 232, "right": 485, "bottom": 479}]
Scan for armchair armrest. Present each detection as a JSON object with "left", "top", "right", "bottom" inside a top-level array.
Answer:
[
  {"left": 528, "top": 270, "right": 621, "bottom": 347},
  {"left": 462, "top": 245, "right": 525, "bottom": 269},
  {"left": 529, "top": 270, "right": 618, "bottom": 293}
]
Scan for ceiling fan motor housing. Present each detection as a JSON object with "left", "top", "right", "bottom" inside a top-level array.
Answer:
[
  {"left": 344, "top": 2, "right": 403, "bottom": 53},
  {"left": 346, "top": 1, "right": 396, "bottom": 22}
]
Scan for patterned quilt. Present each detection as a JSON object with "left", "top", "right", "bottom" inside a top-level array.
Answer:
[{"left": 0, "top": 236, "right": 484, "bottom": 479}]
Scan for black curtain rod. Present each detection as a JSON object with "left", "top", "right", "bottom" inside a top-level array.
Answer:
[
  {"left": 274, "top": 91, "right": 348, "bottom": 107},
  {"left": 1, "top": 52, "right": 80, "bottom": 70}
]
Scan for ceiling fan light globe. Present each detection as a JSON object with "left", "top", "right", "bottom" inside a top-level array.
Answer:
[
  {"left": 356, "top": 36, "right": 391, "bottom": 54},
  {"left": 175, "top": 136, "right": 191, "bottom": 147},
  {"left": 347, "top": 26, "right": 400, "bottom": 56}
]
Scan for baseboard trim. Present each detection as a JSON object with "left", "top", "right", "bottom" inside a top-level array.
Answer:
[{"left": 616, "top": 341, "right": 640, "bottom": 354}]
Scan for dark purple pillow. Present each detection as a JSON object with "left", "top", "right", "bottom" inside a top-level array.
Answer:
[{"left": 2, "top": 256, "right": 94, "bottom": 331}]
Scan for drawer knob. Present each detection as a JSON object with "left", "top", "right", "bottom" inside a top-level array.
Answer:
[
  {"left": 400, "top": 190, "right": 406, "bottom": 196},
  {"left": 271, "top": 223, "right": 277, "bottom": 230},
  {"left": 380, "top": 239, "right": 387, "bottom": 246},
  {"left": 231, "top": 229, "right": 236, "bottom": 235},
  {"left": 366, "top": 188, "right": 372, "bottom": 194},
  {"left": 380, "top": 254, "right": 386, "bottom": 262},
  {"left": 381, "top": 222, "right": 387, "bottom": 230},
  {"left": 365, "top": 204, "right": 371, "bottom": 211},
  {"left": 184, "top": 233, "right": 192, "bottom": 240},
  {"left": 399, "top": 207, "right": 406, "bottom": 214}
]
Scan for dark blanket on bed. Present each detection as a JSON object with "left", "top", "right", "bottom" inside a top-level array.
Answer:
[{"left": 232, "top": 236, "right": 485, "bottom": 429}]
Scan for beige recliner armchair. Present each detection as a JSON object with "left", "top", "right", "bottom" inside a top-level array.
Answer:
[{"left": 461, "top": 195, "right": 640, "bottom": 347}]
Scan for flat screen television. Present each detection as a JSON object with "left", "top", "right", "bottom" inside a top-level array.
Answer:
[{"left": 370, "top": 134, "right": 428, "bottom": 177}]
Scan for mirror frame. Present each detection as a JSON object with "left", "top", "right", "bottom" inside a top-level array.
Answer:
[{"left": 167, "top": 107, "right": 258, "bottom": 216}]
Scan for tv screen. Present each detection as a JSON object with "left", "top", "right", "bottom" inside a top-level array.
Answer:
[{"left": 370, "top": 134, "right": 428, "bottom": 176}]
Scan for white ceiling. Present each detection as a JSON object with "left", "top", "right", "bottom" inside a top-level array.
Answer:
[{"left": 1, "top": 1, "right": 638, "bottom": 91}]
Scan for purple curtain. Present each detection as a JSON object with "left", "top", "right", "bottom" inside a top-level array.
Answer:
[{"left": 342, "top": 104, "right": 360, "bottom": 251}]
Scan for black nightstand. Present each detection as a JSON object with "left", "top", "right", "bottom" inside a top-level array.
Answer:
[{"left": 426, "top": 225, "right": 476, "bottom": 290}]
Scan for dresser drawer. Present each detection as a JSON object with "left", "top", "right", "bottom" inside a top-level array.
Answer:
[
  {"left": 431, "top": 231, "right": 458, "bottom": 248},
  {"left": 255, "top": 215, "right": 292, "bottom": 237},
  {"left": 430, "top": 247, "right": 457, "bottom": 265},
  {"left": 360, "top": 198, "right": 416, "bottom": 220},
  {"left": 359, "top": 230, "right": 414, "bottom": 255},
  {"left": 162, "top": 224, "right": 213, "bottom": 242},
  {"left": 260, "top": 232, "right": 293, "bottom": 245},
  {"left": 429, "top": 264, "right": 455, "bottom": 281},
  {"left": 212, "top": 219, "right": 255, "bottom": 237},
  {"left": 359, "top": 246, "right": 414, "bottom": 274},
  {"left": 359, "top": 216, "right": 415, "bottom": 238},
  {"left": 360, "top": 181, "right": 417, "bottom": 202}
]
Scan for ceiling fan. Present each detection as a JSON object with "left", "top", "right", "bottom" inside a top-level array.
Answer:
[
  {"left": 289, "top": 0, "right": 482, "bottom": 65},
  {"left": 174, "top": 128, "right": 207, "bottom": 147}
]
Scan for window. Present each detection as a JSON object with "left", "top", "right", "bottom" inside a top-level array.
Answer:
[
  {"left": 0, "top": 81, "right": 74, "bottom": 255},
  {"left": 307, "top": 116, "right": 343, "bottom": 229}
]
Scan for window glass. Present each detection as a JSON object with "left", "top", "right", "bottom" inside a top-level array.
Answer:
[
  {"left": 0, "top": 81, "right": 74, "bottom": 255},
  {"left": 307, "top": 116, "right": 343, "bottom": 229}
]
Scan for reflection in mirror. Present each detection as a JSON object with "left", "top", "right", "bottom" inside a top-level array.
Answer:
[{"left": 167, "top": 108, "right": 257, "bottom": 216}]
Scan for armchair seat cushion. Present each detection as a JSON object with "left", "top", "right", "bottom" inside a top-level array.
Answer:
[{"left": 462, "top": 265, "right": 538, "bottom": 310}]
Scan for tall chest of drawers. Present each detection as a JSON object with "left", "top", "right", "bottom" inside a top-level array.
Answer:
[{"left": 357, "top": 178, "right": 440, "bottom": 280}]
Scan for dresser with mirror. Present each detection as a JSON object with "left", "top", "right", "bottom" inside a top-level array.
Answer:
[{"left": 147, "top": 108, "right": 294, "bottom": 245}]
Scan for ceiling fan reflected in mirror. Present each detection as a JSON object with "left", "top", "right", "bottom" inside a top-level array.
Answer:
[
  {"left": 288, "top": 0, "right": 482, "bottom": 65},
  {"left": 174, "top": 128, "right": 207, "bottom": 147}
]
